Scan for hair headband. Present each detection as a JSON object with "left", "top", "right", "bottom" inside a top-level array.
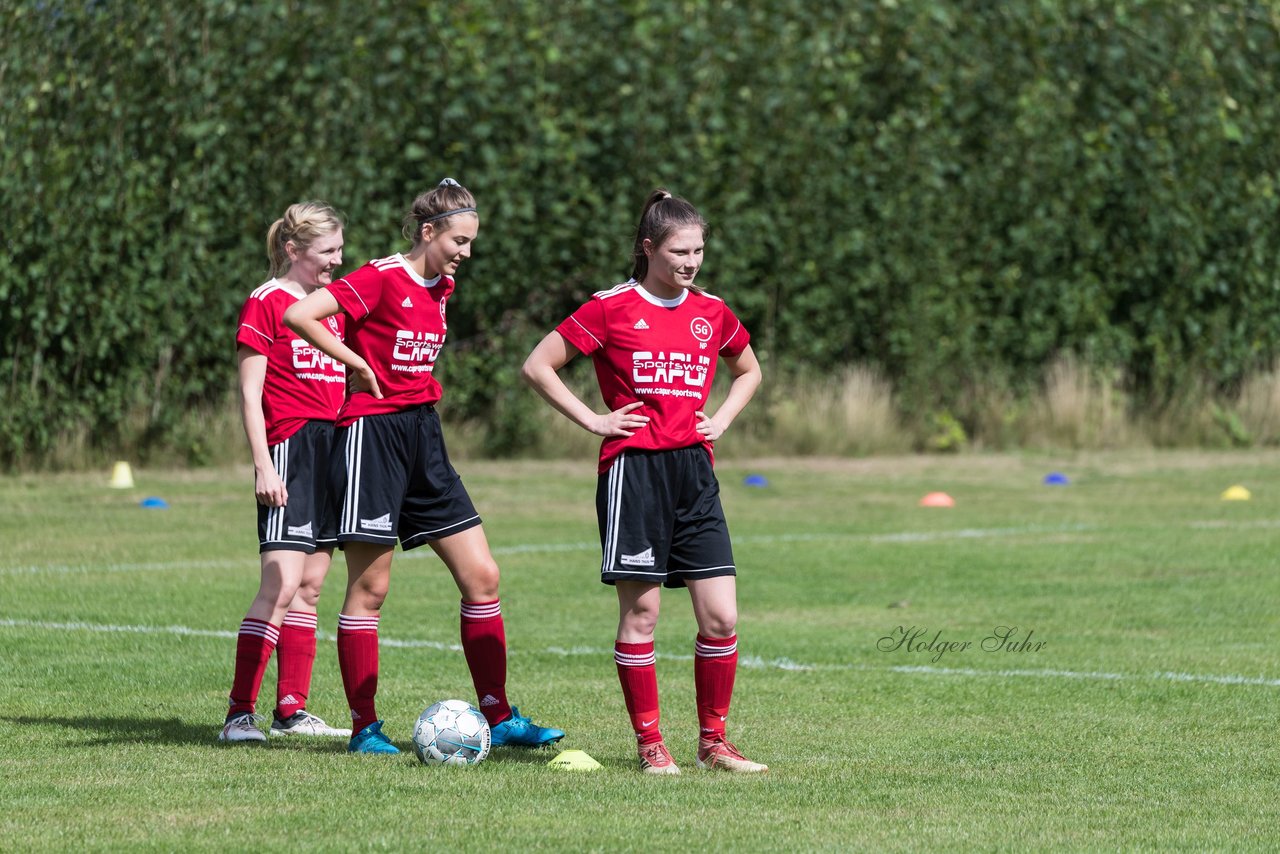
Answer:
[
  {"left": 422, "top": 207, "right": 476, "bottom": 223},
  {"left": 420, "top": 178, "right": 476, "bottom": 223}
]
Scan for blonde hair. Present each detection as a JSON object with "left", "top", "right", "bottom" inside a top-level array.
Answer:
[
  {"left": 266, "top": 200, "right": 344, "bottom": 278},
  {"left": 401, "top": 178, "right": 478, "bottom": 245}
]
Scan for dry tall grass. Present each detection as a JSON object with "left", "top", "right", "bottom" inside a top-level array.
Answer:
[
  {"left": 27, "top": 358, "right": 1280, "bottom": 471},
  {"left": 1023, "top": 357, "right": 1144, "bottom": 450},
  {"left": 1237, "top": 362, "right": 1280, "bottom": 445},
  {"left": 737, "top": 365, "right": 911, "bottom": 457}
]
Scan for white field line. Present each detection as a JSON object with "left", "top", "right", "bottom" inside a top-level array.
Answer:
[
  {"left": 0, "top": 558, "right": 246, "bottom": 576},
  {"left": 3, "top": 516, "right": 1271, "bottom": 577},
  {"left": 0, "top": 523, "right": 1099, "bottom": 576},
  {"left": 3, "top": 618, "right": 1278, "bottom": 690}
]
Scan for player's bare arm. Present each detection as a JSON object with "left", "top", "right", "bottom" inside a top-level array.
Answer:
[
  {"left": 522, "top": 331, "right": 651, "bottom": 437},
  {"left": 695, "top": 344, "right": 761, "bottom": 442},
  {"left": 237, "top": 347, "right": 288, "bottom": 507},
  {"left": 284, "top": 289, "right": 383, "bottom": 399}
]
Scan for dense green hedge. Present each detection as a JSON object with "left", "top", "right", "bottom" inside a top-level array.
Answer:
[{"left": 4, "top": 0, "right": 1280, "bottom": 465}]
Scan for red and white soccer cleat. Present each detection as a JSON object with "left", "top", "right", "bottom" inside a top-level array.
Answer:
[
  {"left": 695, "top": 737, "right": 768, "bottom": 773},
  {"left": 638, "top": 740, "right": 681, "bottom": 775}
]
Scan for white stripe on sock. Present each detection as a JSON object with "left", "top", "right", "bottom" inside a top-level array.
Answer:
[
  {"left": 460, "top": 601, "right": 501, "bottom": 620},
  {"left": 337, "top": 614, "right": 379, "bottom": 632},
  {"left": 282, "top": 611, "right": 318, "bottom": 630},
  {"left": 696, "top": 638, "right": 738, "bottom": 658},
  {"left": 615, "top": 648, "right": 657, "bottom": 667},
  {"left": 240, "top": 619, "right": 279, "bottom": 643}
]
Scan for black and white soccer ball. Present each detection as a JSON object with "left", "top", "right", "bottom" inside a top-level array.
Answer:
[{"left": 412, "top": 699, "right": 491, "bottom": 766}]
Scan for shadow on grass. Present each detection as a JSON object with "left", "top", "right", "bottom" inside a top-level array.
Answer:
[
  {"left": 0, "top": 714, "right": 348, "bottom": 750},
  {"left": 0, "top": 715, "right": 596, "bottom": 764},
  {"left": 485, "top": 746, "right": 565, "bottom": 766}
]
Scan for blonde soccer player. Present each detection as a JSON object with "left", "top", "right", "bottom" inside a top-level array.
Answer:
[{"left": 222, "top": 201, "right": 351, "bottom": 743}]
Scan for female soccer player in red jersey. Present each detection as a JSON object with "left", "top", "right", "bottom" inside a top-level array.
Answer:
[
  {"left": 522, "top": 189, "right": 766, "bottom": 774},
  {"left": 221, "top": 201, "right": 352, "bottom": 743},
  {"left": 283, "top": 179, "right": 564, "bottom": 754}
]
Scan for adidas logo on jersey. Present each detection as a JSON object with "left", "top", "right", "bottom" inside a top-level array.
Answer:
[
  {"left": 480, "top": 694, "right": 500, "bottom": 707},
  {"left": 402, "top": 296, "right": 413, "bottom": 308},
  {"left": 620, "top": 547, "right": 656, "bottom": 567},
  {"left": 287, "top": 522, "right": 313, "bottom": 538},
  {"left": 359, "top": 513, "right": 393, "bottom": 532},
  {"left": 633, "top": 318, "right": 650, "bottom": 330}
]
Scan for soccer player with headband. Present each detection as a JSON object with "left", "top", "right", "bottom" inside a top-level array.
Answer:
[{"left": 283, "top": 179, "right": 565, "bottom": 754}]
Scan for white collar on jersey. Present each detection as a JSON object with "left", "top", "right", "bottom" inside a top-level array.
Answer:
[
  {"left": 394, "top": 254, "right": 443, "bottom": 288},
  {"left": 632, "top": 282, "right": 689, "bottom": 308}
]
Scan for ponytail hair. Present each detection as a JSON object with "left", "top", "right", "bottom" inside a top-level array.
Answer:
[
  {"left": 629, "top": 188, "right": 708, "bottom": 282},
  {"left": 402, "top": 177, "right": 478, "bottom": 245},
  {"left": 266, "top": 200, "right": 344, "bottom": 278}
]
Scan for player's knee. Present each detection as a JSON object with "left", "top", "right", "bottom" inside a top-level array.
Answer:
[
  {"left": 621, "top": 604, "right": 660, "bottom": 637},
  {"left": 349, "top": 576, "right": 389, "bottom": 610},
  {"left": 462, "top": 559, "right": 500, "bottom": 600},
  {"left": 295, "top": 579, "right": 323, "bottom": 609},
  {"left": 700, "top": 610, "right": 738, "bottom": 638},
  {"left": 256, "top": 579, "right": 296, "bottom": 612}
]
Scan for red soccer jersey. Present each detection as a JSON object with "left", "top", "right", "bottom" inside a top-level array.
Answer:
[
  {"left": 556, "top": 282, "right": 751, "bottom": 473},
  {"left": 326, "top": 254, "right": 454, "bottom": 426},
  {"left": 236, "top": 279, "right": 346, "bottom": 445}
]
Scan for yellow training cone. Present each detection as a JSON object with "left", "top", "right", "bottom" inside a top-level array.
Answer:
[
  {"left": 547, "top": 749, "right": 602, "bottom": 771},
  {"left": 110, "top": 461, "right": 135, "bottom": 489},
  {"left": 1221, "top": 485, "right": 1251, "bottom": 501}
]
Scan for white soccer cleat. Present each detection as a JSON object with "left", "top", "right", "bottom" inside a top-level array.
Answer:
[
  {"left": 695, "top": 737, "right": 768, "bottom": 773},
  {"left": 269, "top": 710, "right": 352, "bottom": 737},
  {"left": 219, "top": 712, "right": 267, "bottom": 743}
]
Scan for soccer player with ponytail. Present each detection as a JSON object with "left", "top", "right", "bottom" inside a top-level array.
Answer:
[
  {"left": 221, "top": 201, "right": 351, "bottom": 743},
  {"left": 284, "top": 179, "right": 564, "bottom": 754},
  {"left": 523, "top": 189, "right": 766, "bottom": 774}
]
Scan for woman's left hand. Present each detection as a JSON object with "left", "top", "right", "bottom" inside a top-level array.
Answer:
[{"left": 695, "top": 411, "right": 727, "bottom": 442}]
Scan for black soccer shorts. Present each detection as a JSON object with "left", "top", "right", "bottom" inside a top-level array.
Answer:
[
  {"left": 330, "top": 405, "right": 481, "bottom": 550},
  {"left": 596, "top": 445, "right": 737, "bottom": 588},
  {"left": 256, "top": 419, "right": 338, "bottom": 554}
]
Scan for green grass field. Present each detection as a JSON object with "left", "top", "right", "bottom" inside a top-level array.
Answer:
[{"left": 3, "top": 451, "right": 1279, "bottom": 851}]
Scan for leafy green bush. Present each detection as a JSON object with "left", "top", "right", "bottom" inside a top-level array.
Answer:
[{"left": 4, "top": 0, "right": 1279, "bottom": 467}]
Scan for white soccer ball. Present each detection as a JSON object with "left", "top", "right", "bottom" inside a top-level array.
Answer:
[{"left": 412, "top": 699, "right": 491, "bottom": 766}]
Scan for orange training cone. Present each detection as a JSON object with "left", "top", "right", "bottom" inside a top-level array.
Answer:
[{"left": 918, "top": 492, "right": 955, "bottom": 508}]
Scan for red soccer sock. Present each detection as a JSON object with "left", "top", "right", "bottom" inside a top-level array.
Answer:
[
  {"left": 615, "top": 641, "right": 661, "bottom": 745},
  {"left": 228, "top": 618, "right": 279, "bottom": 717},
  {"left": 694, "top": 634, "right": 738, "bottom": 741},
  {"left": 337, "top": 613, "right": 380, "bottom": 728},
  {"left": 276, "top": 610, "right": 318, "bottom": 719},
  {"left": 460, "top": 600, "right": 511, "bottom": 726}
]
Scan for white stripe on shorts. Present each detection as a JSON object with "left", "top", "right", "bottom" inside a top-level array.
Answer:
[
  {"left": 266, "top": 438, "right": 288, "bottom": 542},
  {"left": 602, "top": 453, "right": 625, "bottom": 574},
  {"left": 342, "top": 419, "right": 363, "bottom": 535}
]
